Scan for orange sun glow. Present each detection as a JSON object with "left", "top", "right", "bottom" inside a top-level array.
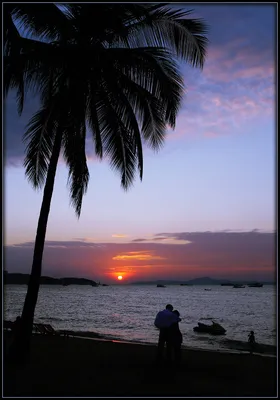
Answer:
[{"left": 117, "top": 275, "right": 123, "bottom": 280}]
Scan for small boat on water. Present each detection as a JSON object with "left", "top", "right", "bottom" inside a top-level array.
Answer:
[
  {"left": 248, "top": 282, "right": 263, "bottom": 287},
  {"left": 193, "top": 321, "right": 226, "bottom": 335},
  {"left": 233, "top": 284, "right": 245, "bottom": 288},
  {"left": 157, "top": 284, "right": 166, "bottom": 288},
  {"left": 204, "top": 289, "right": 212, "bottom": 291},
  {"left": 180, "top": 283, "right": 193, "bottom": 286}
]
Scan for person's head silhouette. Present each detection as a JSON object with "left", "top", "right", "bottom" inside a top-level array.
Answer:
[{"left": 166, "top": 304, "right": 173, "bottom": 311}]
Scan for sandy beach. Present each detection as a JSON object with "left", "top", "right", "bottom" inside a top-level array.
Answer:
[{"left": 4, "top": 331, "right": 277, "bottom": 397}]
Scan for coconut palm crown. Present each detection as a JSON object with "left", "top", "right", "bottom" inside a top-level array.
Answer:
[{"left": 4, "top": 3, "right": 208, "bottom": 361}]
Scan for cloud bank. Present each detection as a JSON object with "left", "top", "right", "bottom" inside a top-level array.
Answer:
[{"left": 4, "top": 231, "right": 275, "bottom": 283}]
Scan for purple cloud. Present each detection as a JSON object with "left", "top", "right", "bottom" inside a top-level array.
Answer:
[{"left": 4, "top": 231, "right": 275, "bottom": 282}]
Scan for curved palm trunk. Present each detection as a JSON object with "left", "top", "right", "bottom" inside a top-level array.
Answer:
[{"left": 8, "top": 129, "right": 63, "bottom": 363}]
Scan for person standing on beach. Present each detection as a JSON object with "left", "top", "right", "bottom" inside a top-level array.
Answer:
[
  {"left": 169, "top": 310, "right": 183, "bottom": 365},
  {"left": 248, "top": 330, "right": 256, "bottom": 354},
  {"left": 154, "top": 304, "right": 180, "bottom": 364}
]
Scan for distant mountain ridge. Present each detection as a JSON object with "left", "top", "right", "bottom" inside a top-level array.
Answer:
[
  {"left": 3, "top": 273, "right": 274, "bottom": 286},
  {"left": 131, "top": 277, "right": 274, "bottom": 285},
  {"left": 3, "top": 272, "right": 99, "bottom": 286}
]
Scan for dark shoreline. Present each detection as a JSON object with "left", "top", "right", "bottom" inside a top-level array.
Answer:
[{"left": 60, "top": 329, "right": 277, "bottom": 357}]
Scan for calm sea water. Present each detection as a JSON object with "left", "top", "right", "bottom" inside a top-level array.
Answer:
[{"left": 3, "top": 284, "right": 277, "bottom": 352}]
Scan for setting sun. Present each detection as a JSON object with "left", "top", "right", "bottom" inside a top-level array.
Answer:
[{"left": 117, "top": 275, "right": 123, "bottom": 280}]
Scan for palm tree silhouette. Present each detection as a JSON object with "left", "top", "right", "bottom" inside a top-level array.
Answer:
[{"left": 4, "top": 3, "right": 208, "bottom": 361}]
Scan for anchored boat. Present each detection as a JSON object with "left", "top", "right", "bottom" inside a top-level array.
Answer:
[{"left": 248, "top": 282, "right": 263, "bottom": 287}]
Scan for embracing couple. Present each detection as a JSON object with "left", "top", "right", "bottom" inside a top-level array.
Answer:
[{"left": 154, "top": 304, "right": 183, "bottom": 365}]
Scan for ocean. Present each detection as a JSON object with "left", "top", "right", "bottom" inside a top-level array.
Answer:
[{"left": 4, "top": 284, "right": 277, "bottom": 353}]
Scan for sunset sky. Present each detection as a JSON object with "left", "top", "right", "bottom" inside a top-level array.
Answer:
[{"left": 4, "top": 4, "right": 276, "bottom": 283}]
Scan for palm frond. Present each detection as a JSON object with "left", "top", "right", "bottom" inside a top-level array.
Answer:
[
  {"left": 96, "top": 80, "right": 138, "bottom": 189},
  {"left": 4, "top": 38, "right": 65, "bottom": 113},
  {"left": 86, "top": 93, "right": 103, "bottom": 159},
  {"left": 62, "top": 122, "right": 89, "bottom": 218},
  {"left": 116, "top": 69, "right": 168, "bottom": 151},
  {"left": 114, "top": 6, "right": 209, "bottom": 68},
  {"left": 4, "top": 54, "right": 25, "bottom": 115},
  {"left": 3, "top": 4, "right": 21, "bottom": 57},
  {"left": 93, "top": 64, "right": 144, "bottom": 180},
  {"left": 23, "top": 106, "right": 56, "bottom": 189},
  {"left": 59, "top": 82, "right": 90, "bottom": 218},
  {"left": 114, "top": 91, "right": 144, "bottom": 180},
  {"left": 10, "top": 4, "right": 74, "bottom": 41},
  {"left": 104, "top": 46, "right": 184, "bottom": 129}
]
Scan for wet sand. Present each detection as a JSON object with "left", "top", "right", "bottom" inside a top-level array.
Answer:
[{"left": 4, "top": 332, "right": 277, "bottom": 397}]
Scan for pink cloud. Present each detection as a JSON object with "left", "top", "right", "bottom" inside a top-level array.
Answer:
[
  {"left": 165, "top": 47, "right": 274, "bottom": 142},
  {"left": 4, "top": 231, "right": 275, "bottom": 283}
]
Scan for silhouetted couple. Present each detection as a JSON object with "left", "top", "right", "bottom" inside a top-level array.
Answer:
[{"left": 154, "top": 304, "right": 182, "bottom": 366}]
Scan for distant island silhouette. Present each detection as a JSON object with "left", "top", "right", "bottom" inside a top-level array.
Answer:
[
  {"left": 3, "top": 272, "right": 99, "bottom": 286},
  {"left": 3, "top": 273, "right": 274, "bottom": 286},
  {"left": 131, "top": 277, "right": 274, "bottom": 285}
]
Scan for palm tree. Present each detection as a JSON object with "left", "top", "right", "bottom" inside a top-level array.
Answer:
[{"left": 4, "top": 3, "right": 208, "bottom": 361}]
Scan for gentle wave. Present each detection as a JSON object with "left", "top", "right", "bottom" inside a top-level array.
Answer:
[{"left": 4, "top": 284, "right": 276, "bottom": 353}]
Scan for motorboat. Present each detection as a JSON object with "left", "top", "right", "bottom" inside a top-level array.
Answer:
[
  {"left": 232, "top": 284, "right": 245, "bottom": 288},
  {"left": 204, "top": 288, "right": 212, "bottom": 291},
  {"left": 248, "top": 282, "right": 263, "bottom": 287},
  {"left": 193, "top": 321, "right": 226, "bottom": 335},
  {"left": 157, "top": 284, "right": 166, "bottom": 288}
]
